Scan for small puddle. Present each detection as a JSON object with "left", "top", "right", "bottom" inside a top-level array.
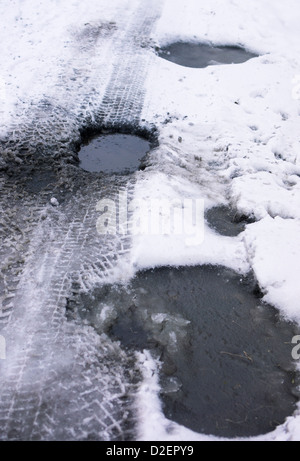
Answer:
[
  {"left": 68, "top": 266, "right": 299, "bottom": 438},
  {"left": 78, "top": 133, "right": 151, "bottom": 174},
  {"left": 24, "top": 168, "right": 57, "bottom": 194},
  {"left": 206, "top": 206, "right": 254, "bottom": 237},
  {"left": 157, "top": 43, "right": 258, "bottom": 68}
]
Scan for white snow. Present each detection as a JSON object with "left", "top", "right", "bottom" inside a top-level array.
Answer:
[
  {"left": 1, "top": 0, "right": 300, "bottom": 442},
  {"left": 0, "top": 0, "right": 139, "bottom": 131},
  {"left": 50, "top": 197, "right": 59, "bottom": 207},
  {"left": 135, "top": 0, "right": 300, "bottom": 441},
  {"left": 130, "top": 170, "right": 249, "bottom": 273},
  {"left": 243, "top": 217, "right": 300, "bottom": 322}
]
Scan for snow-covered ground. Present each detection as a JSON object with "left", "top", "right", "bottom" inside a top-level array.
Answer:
[
  {"left": 135, "top": 0, "right": 300, "bottom": 441},
  {"left": 1, "top": 0, "right": 300, "bottom": 441}
]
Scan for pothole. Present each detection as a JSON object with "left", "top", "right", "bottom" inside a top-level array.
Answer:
[
  {"left": 205, "top": 206, "right": 255, "bottom": 237},
  {"left": 78, "top": 133, "right": 152, "bottom": 174},
  {"left": 157, "top": 42, "right": 259, "bottom": 68},
  {"left": 68, "top": 266, "right": 299, "bottom": 439}
]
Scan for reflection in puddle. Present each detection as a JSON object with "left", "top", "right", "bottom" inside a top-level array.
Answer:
[
  {"left": 157, "top": 42, "right": 259, "bottom": 68},
  {"left": 68, "top": 266, "right": 299, "bottom": 438},
  {"left": 78, "top": 133, "right": 151, "bottom": 174}
]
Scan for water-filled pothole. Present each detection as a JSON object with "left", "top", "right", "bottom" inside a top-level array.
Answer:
[
  {"left": 68, "top": 266, "right": 299, "bottom": 438},
  {"left": 157, "top": 43, "right": 258, "bottom": 68},
  {"left": 206, "top": 206, "right": 255, "bottom": 237},
  {"left": 78, "top": 133, "right": 151, "bottom": 174}
]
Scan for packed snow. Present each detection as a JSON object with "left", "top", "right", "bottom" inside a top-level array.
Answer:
[{"left": 1, "top": 0, "right": 300, "bottom": 442}]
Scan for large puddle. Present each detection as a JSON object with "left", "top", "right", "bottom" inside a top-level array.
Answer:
[
  {"left": 68, "top": 266, "right": 299, "bottom": 438},
  {"left": 78, "top": 133, "right": 151, "bottom": 174},
  {"left": 157, "top": 43, "right": 258, "bottom": 68}
]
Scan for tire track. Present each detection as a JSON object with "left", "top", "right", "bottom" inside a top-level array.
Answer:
[
  {"left": 96, "top": 1, "right": 162, "bottom": 128},
  {"left": 0, "top": 0, "right": 163, "bottom": 441}
]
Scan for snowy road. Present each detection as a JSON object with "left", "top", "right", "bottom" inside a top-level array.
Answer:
[
  {"left": 1, "top": 0, "right": 300, "bottom": 441},
  {"left": 0, "top": 0, "right": 163, "bottom": 441}
]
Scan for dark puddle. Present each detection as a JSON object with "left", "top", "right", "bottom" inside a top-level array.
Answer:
[
  {"left": 157, "top": 43, "right": 258, "bottom": 68},
  {"left": 68, "top": 266, "right": 299, "bottom": 438},
  {"left": 78, "top": 133, "right": 151, "bottom": 174},
  {"left": 24, "top": 168, "right": 57, "bottom": 195},
  {"left": 206, "top": 206, "right": 255, "bottom": 237}
]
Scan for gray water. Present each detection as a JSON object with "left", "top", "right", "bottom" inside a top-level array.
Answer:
[
  {"left": 157, "top": 43, "right": 258, "bottom": 68},
  {"left": 68, "top": 265, "right": 299, "bottom": 438},
  {"left": 206, "top": 206, "right": 255, "bottom": 237},
  {"left": 79, "top": 133, "right": 151, "bottom": 174}
]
